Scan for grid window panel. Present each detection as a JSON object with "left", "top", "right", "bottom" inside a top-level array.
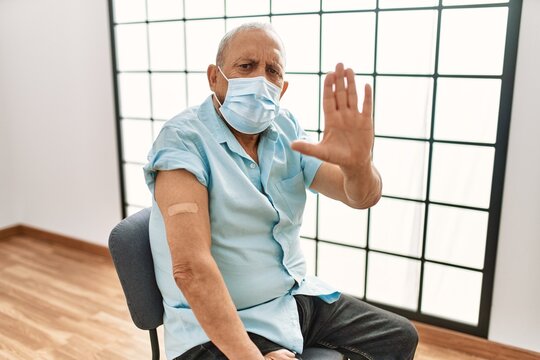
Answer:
[
  {"left": 370, "top": 198, "right": 425, "bottom": 258},
  {"left": 435, "top": 78, "right": 502, "bottom": 143},
  {"left": 226, "top": 0, "right": 270, "bottom": 17},
  {"left": 113, "top": 0, "right": 146, "bottom": 23},
  {"left": 124, "top": 163, "right": 152, "bottom": 207},
  {"left": 322, "top": 0, "right": 375, "bottom": 11},
  {"left": 187, "top": 73, "right": 212, "bottom": 107},
  {"left": 147, "top": 0, "right": 184, "bottom": 21},
  {"left": 321, "top": 12, "right": 376, "bottom": 73},
  {"left": 422, "top": 262, "right": 483, "bottom": 326},
  {"left": 300, "top": 238, "right": 316, "bottom": 276},
  {"left": 318, "top": 195, "right": 368, "bottom": 247},
  {"left": 280, "top": 74, "right": 320, "bottom": 131},
  {"left": 271, "top": 15, "right": 320, "bottom": 73},
  {"left": 373, "top": 138, "right": 429, "bottom": 200},
  {"left": 367, "top": 252, "right": 421, "bottom": 311},
  {"left": 226, "top": 17, "right": 271, "bottom": 32},
  {"left": 318, "top": 243, "right": 365, "bottom": 297},
  {"left": 271, "top": 0, "right": 320, "bottom": 14},
  {"left": 377, "top": 10, "right": 438, "bottom": 75},
  {"left": 148, "top": 22, "right": 185, "bottom": 71},
  {"left": 184, "top": 0, "right": 224, "bottom": 19},
  {"left": 426, "top": 204, "right": 489, "bottom": 269},
  {"left": 374, "top": 76, "right": 433, "bottom": 139},
  {"left": 438, "top": 7, "right": 509, "bottom": 76},
  {"left": 430, "top": 143, "right": 495, "bottom": 209},
  {"left": 151, "top": 73, "right": 187, "bottom": 120},
  {"left": 185, "top": 19, "right": 225, "bottom": 71},
  {"left": 118, "top": 73, "right": 151, "bottom": 118},
  {"left": 115, "top": 24, "right": 148, "bottom": 71},
  {"left": 121, "top": 119, "right": 153, "bottom": 164},
  {"left": 300, "top": 192, "right": 317, "bottom": 239},
  {"left": 379, "top": 0, "right": 438, "bottom": 8},
  {"left": 153, "top": 120, "right": 167, "bottom": 141}
]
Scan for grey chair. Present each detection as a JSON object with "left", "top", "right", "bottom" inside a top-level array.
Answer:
[{"left": 109, "top": 208, "right": 344, "bottom": 360}]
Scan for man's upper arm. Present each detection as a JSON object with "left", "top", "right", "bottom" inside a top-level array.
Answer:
[{"left": 154, "top": 169, "right": 212, "bottom": 269}]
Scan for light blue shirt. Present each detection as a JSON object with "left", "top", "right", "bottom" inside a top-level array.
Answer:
[{"left": 144, "top": 95, "right": 340, "bottom": 360}]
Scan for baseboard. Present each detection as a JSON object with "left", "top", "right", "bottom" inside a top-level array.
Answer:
[
  {"left": 0, "top": 223, "right": 111, "bottom": 258},
  {"left": 414, "top": 321, "right": 540, "bottom": 360}
]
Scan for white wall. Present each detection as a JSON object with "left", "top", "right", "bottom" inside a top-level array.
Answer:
[
  {"left": 0, "top": 0, "right": 538, "bottom": 352},
  {"left": 0, "top": 0, "right": 122, "bottom": 244},
  {"left": 489, "top": 0, "right": 540, "bottom": 352}
]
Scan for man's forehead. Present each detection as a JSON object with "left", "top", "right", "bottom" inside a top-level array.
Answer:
[{"left": 225, "top": 29, "right": 285, "bottom": 64}]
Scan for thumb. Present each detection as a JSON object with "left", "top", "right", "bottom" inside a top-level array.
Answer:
[{"left": 290, "top": 140, "right": 328, "bottom": 161}]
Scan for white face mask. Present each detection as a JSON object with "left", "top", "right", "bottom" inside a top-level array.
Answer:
[{"left": 214, "top": 67, "right": 281, "bottom": 134}]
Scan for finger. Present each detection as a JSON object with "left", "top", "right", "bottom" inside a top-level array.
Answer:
[
  {"left": 323, "top": 72, "right": 336, "bottom": 114},
  {"left": 362, "top": 83, "right": 373, "bottom": 116},
  {"left": 345, "top": 68, "right": 358, "bottom": 111},
  {"left": 334, "top": 63, "right": 348, "bottom": 109},
  {"left": 290, "top": 141, "right": 329, "bottom": 162}
]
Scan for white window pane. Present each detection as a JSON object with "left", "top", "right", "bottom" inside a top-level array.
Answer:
[
  {"left": 435, "top": 78, "right": 501, "bottom": 144},
  {"left": 318, "top": 196, "right": 367, "bottom": 247},
  {"left": 149, "top": 22, "right": 185, "bottom": 71},
  {"left": 426, "top": 205, "right": 489, "bottom": 269},
  {"left": 380, "top": 0, "right": 438, "bottom": 8},
  {"left": 272, "top": 15, "right": 320, "bottom": 73},
  {"left": 226, "top": 17, "right": 271, "bottom": 32},
  {"left": 375, "top": 76, "right": 433, "bottom": 139},
  {"left": 151, "top": 73, "right": 186, "bottom": 120},
  {"left": 226, "top": 0, "right": 269, "bottom": 17},
  {"left": 185, "top": 19, "right": 225, "bottom": 71},
  {"left": 115, "top": 24, "right": 148, "bottom": 71},
  {"left": 322, "top": 13, "right": 375, "bottom": 73},
  {"left": 377, "top": 10, "right": 438, "bottom": 74},
  {"left": 113, "top": 0, "right": 146, "bottom": 23},
  {"left": 444, "top": 0, "right": 508, "bottom": 5},
  {"left": 323, "top": 0, "right": 375, "bottom": 11},
  {"left": 318, "top": 243, "right": 365, "bottom": 297},
  {"left": 153, "top": 120, "right": 167, "bottom": 141},
  {"left": 118, "top": 73, "right": 151, "bottom": 118},
  {"left": 438, "top": 8, "right": 508, "bottom": 76},
  {"left": 147, "top": 0, "right": 183, "bottom": 21},
  {"left": 300, "top": 192, "right": 317, "bottom": 238},
  {"left": 280, "top": 74, "right": 319, "bottom": 131},
  {"left": 124, "top": 163, "right": 152, "bottom": 207},
  {"left": 272, "top": 0, "right": 319, "bottom": 14},
  {"left": 184, "top": 0, "right": 224, "bottom": 18},
  {"left": 121, "top": 120, "right": 153, "bottom": 164},
  {"left": 373, "top": 138, "right": 429, "bottom": 200},
  {"left": 320, "top": 76, "right": 373, "bottom": 128},
  {"left": 422, "top": 262, "right": 482, "bottom": 325},
  {"left": 367, "top": 252, "right": 421, "bottom": 311},
  {"left": 127, "top": 205, "right": 146, "bottom": 217},
  {"left": 187, "top": 73, "right": 212, "bottom": 107},
  {"left": 370, "top": 198, "right": 425, "bottom": 258},
  {"left": 300, "top": 238, "right": 316, "bottom": 276},
  {"left": 430, "top": 143, "right": 494, "bottom": 208}
]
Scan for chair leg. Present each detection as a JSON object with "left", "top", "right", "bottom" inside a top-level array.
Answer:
[{"left": 149, "top": 328, "right": 160, "bottom": 360}]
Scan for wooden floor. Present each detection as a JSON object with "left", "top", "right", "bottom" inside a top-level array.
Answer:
[{"left": 0, "top": 234, "right": 538, "bottom": 360}]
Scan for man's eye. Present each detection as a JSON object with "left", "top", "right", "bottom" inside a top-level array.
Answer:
[{"left": 239, "top": 64, "right": 251, "bottom": 69}]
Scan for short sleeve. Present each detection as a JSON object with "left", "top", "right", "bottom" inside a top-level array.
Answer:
[{"left": 143, "top": 125, "right": 209, "bottom": 195}]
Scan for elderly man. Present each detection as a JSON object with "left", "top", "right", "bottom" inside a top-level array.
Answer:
[{"left": 144, "top": 23, "right": 418, "bottom": 360}]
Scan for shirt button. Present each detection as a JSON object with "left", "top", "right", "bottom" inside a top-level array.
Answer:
[{"left": 250, "top": 163, "right": 256, "bottom": 169}]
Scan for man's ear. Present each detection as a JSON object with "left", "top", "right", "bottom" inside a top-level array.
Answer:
[
  {"left": 280, "top": 80, "right": 289, "bottom": 99},
  {"left": 207, "top": 64, "right": 218, "bottom": 92}
]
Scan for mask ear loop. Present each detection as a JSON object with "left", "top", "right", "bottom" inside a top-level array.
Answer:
[{"left": 213, "top": 66, "right": 228, "bottom": 107}]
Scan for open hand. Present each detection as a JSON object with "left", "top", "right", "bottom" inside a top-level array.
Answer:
[{"left": 291, "top": 63, "right": 374, "bottom": 174}]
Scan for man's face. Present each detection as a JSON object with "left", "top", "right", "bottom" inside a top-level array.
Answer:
[{"left": 209, "top": 29, "right": 287, "bottom": 105}]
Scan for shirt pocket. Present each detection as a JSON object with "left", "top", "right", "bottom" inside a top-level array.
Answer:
[{"left": 274, "top": 171, "right": 306, "bottom": 224}]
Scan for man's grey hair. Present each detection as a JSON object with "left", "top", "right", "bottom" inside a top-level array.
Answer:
[{"left": 215, "top": 22, "right": 286, "bottom": 67}]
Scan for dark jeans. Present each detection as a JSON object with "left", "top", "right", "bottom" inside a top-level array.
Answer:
[{"left": 176, "top": 294, "right": 419, "bottom": 360}]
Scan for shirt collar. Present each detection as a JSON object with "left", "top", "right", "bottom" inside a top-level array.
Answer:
[{"left": 197, "top": 95, "right": 279, "bottom": 145}]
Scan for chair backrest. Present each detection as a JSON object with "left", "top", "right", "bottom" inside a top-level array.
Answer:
[{"left": 109, "top": 208, "right": 164, "bottom": 330}]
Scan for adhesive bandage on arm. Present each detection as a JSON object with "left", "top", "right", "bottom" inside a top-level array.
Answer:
[{"left": 167, "top": 202, "right": 199, "bottom": 216}]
